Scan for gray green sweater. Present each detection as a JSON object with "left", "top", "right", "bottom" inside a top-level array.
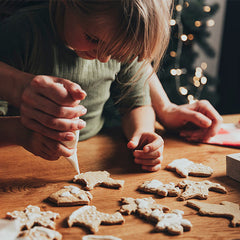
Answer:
[{"left": 0, "top": 5, "right": 151, "bottom": 140}]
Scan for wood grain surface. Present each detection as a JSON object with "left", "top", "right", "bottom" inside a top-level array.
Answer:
[{"left": 0, "top": 114, "right": 240, "bottom": 240}]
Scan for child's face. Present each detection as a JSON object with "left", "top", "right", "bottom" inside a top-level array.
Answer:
[{"left": 63, "top": 7, "right": 111, "bottom": 63}]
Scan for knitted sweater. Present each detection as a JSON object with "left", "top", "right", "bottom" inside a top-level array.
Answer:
[{"left": 0, "top": 5, "right": 151, "bottom": 140}]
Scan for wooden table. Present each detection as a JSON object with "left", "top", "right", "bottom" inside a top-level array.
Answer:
[{"left": 0, "top": 114, "right": 240, "bottom": 240}]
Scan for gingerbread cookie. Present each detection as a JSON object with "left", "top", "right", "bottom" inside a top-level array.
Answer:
[
  {"left": 82, "top": 235, "right": 121, "bottom": 240},
  {"left": 6, "top": 205, "right": 60, "bottom": 230},
  {"left": 73, "top": 171, "right": 124, "bottom": 190},
  {"left": 166, "top": 158, "right": 213, "bottom": 177},
  {"left": 150, "top": 209, "right": 192, "bottom": 235},
  {"left": 177, "top": 180, "right": 227, "bottom": 201},
  {"left": 48, "top": 185, "right": 92, "bottom": 206},
  {"left": 68, "top": 206, "right": 124, "bottom": 233},
  {"left": 119, "top": 197, "right": 191, "bottom": 235},
  {"left": 138, "top": 180, "right": 181, "bottom": 197},
  {"left": 17, "top": 226, "right": 62, "bottom": 240},
  {"left": 119, "top": 197, "right": 170, "bottom": 216},
  {"left": 186, "top": 200, "right": 240, "bottom": 227}
]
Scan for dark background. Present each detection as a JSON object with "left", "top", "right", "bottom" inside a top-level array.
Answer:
[{"left": 216, "top": 0, "right": 240, "bottom": 114}]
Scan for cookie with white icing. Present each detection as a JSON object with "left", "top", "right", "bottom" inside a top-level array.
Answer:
[
  {"left": 166, "top": 158, "right": 213, "bottom": 177},
  {"left": 177, "top": 180, "right": 227, "bottom": 201},
  {"left": 119, "top": 197, "right": 170, "bottom": 216},
  {"left": 6, "top": 205, "right": 59, "bottom": 230},
  {"left": 138, "top": 180, "right": 181, "bottom": 197},
  {"left": 17, "top": 226, "right": 62, "bottom": 240},
  {"left": 48, "top": 185, "right": 92, "bottom": 206},
  {"left": 68, "top": 206, "right": 124, "bottom": 233},
  {"left": 73, "top": 171, "right": 124, "bottom": 190},
  {"left": 119, "top": 197, "right": 191, "bottom": 235}
]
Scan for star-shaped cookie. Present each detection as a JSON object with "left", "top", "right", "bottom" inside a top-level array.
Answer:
[{"left": 6, "top": 205, "right": 59, "bottom": 230}]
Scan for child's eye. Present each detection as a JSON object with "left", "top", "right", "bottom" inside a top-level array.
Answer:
[{"left": 85, "top": 34, "right": 99, "bottom": 44}]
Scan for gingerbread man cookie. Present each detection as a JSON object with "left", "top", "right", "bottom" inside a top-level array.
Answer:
[
  {"left": 119, "top": 197, "right": 191, "bottom": 235},
  {"left": 6, "top": 205, "right": 60, "bottom": 230},
  {"left": 138, "top": 180, "right": 181, "bottom": 197},
  {"left": 187, "top": 200, "right": 240, "bottom": 227},
  {"left": 177, "top": 180, "right": 227, "bottom": 201},
  {"left": 73, "top": 171, "right": 124, "bottom": 190},
  {"left": 68, "top": 206, "right": 124, "bottom": 233},
  {"left": 166, "top": 158, "right": 213, "bottom": 177},
  {"left": 17, "top": 226, "right": 62, "bottom": 240},
  {"left": 48, "top": 185, "right": 92, "bottom": 206}
]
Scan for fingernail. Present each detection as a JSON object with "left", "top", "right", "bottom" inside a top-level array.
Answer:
[
  {"left": 144, "top": 146, "right": 150, "bottom": 152},
  {"left": 65, "top": 133, "right": 74, "bottom": 141},
  {"left": 81, "top": 107, "right": 87, "bottom": 114},
  {"left": 78, "top": 120, "right": 86, "bottom": 128}
]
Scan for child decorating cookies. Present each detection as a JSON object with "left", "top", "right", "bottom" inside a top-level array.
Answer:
[{"left": 0, "top": 0, "right": 222, "bottom": 171}]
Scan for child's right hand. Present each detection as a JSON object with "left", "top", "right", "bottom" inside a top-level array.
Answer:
[
  {"left": 20, "top": 75, "right": 87, "bottom": 142},
  {"left": 21, "top": 125, "right": 75, "bottom": 160}
]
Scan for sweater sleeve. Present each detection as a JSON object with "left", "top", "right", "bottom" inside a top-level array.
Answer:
[{"left": 111, "top": 59, "right": 151, "bottom": 114}]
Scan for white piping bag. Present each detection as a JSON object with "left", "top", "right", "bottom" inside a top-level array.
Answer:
[
  {"left": 56, "top": 82, "right": 80, "bottom": 174},
  {"left": 61, "top": 128, "right": 80, "bottom": 174}
]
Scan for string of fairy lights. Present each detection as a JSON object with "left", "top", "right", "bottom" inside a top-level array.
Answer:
[{"left": 169, "top": 0, "right": 215, "bottom": 103}]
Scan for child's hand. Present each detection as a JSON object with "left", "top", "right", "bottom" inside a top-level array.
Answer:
[
  {"left": 127, "top": 132, "right": 164, "bottom": 172},
  {"left": 158, "top": 100, "right": 223, "bottom": 142},
  {"left": 20, "top": 75, "right": 87, "bottom": 142}
]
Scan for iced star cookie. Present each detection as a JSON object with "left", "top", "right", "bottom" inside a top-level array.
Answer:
[
  {"left": 186, "top": 200, "right": 240, "bottom": 227},
  {"left": 17, "top": 226, "right": 62, "bottom": 240},
  {"left": 177, "top": 180, "right": 227, "bottom": 201},
  {"left": 73, "top": 171, "right": 124, "bottom": 190},
  {"left": 166, "top": 158, "right": 213, "bottom": 177},
  {"left": 48, "top": 185, "right": 92, "bottom": 206},
  {"left": 138, "top": 180, "right": 181, "bottom": 197},
  {"left": 119, "top": 197, "right": 191, "bottom": 235},
  {"left": 68, "top": 206, "right": 124, "bottom": 233},
  {"left": 6, "top": 205, "right": 60, "bottom": 230}
]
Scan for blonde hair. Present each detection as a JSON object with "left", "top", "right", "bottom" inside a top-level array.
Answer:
[{"left": 50, "top": 0, "right": 172, "bottom": 74}]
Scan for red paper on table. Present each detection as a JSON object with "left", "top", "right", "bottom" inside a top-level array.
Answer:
[{"left": 205, "top": 122, "right": 240, "bottom": 148}]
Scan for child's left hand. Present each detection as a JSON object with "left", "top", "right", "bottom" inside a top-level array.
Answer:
[{"left": 127, "top": 132, "right": 164, "bottom": 172}]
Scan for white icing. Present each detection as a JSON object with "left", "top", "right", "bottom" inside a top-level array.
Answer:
[
  {"left": 146, "top": 180, "right": 163, "bottom": 188},
  {"left": 136, "top": 199, "right": 149, "bottom": 209},
  {"left": 57, "top": 83, "right": 80, "bottom": 174},
  {"left": 64, "top": 185, "right": 81, "bottom": 194},
  {"left": 62, "top": 129, "right": 80, "bottom": 174},
  {"left": 60, "top": 191, "right": 72, "bottom": 197},
  {"left": 168, "top": 158, "right": 192, "bottom": 168},
  {"left": 33, "top": 226, "right": 59, "bottom": 239}
]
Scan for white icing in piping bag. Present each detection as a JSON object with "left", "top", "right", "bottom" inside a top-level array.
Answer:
[
  {"left": 62, "top": 128, "right": 80, "bottom": 174},
  {"left": 56, "top": 82, "right": 80, "bottom": 174}
]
